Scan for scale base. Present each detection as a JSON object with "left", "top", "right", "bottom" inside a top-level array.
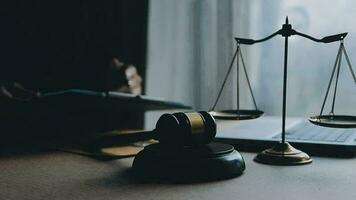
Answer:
[
  {"left": 132, "top": 142, "right": 245, "bottom": 182},
  {"left": 254, "top": 142, "right": 312, "bottom": 165}
]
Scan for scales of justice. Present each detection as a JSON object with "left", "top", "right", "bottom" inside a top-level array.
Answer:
[{"left": 210, "top": 17, "right": 356, "bottom": 165}]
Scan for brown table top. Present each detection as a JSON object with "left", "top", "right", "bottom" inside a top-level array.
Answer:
[{"left": 1, "top": 149, "right": 356, "bottom": 200}]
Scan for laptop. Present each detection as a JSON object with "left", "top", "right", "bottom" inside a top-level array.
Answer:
[{"left": 215, "top": 116, "right": 356, "bottom": 157}]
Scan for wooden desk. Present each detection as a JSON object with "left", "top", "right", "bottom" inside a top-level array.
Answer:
[{"left": 1, "top": 150, "right": 356, "bottom": 200}]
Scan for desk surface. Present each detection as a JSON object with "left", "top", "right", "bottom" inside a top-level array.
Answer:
[{"left": 1, "top": 150, "right": 356, "bottom": 200}]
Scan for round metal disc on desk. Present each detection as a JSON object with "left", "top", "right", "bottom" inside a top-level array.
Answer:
[
  {"left": 132, "top": 142, "right": 245, "bottom": 182},
  {"left": 309, "top": 115, "right": 356, "bottom": 128},
  {"left": 210, "top": 109, "right": 264, "bottom": 120}
]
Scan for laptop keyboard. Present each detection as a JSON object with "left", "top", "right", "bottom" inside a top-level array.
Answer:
[{"left": 272, "top": 122, "right": 356, "bottom": 143}]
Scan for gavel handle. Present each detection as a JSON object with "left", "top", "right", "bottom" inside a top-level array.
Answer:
[{"left": 90, "top": 130, "right": 156, "bottom": 148}]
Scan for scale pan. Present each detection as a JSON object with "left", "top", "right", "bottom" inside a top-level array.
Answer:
[
  {"left": 210, "top": 109, "right": 264, "bottom": 120},
  {"left": 309, "top": 115, "right": 356, "bottom": 128}
]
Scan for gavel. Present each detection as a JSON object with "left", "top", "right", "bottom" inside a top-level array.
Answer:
[
  {"left": 94, "top": 111, "right": 217, "bottom": 147},
  {"left": 155, "top": 111, "right": 216, "bottom": 146}
]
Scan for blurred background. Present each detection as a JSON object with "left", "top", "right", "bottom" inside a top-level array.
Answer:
[
  {"left": 1, "top": 1, "right": 355, "bottom": 130},
  {"left": 145, "top": 0, "right": 356, "bottom": 128}
]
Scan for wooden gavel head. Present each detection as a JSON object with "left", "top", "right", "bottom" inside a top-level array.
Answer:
[{"left": 155, "top": 111, "right": 216, "bottom": 147}]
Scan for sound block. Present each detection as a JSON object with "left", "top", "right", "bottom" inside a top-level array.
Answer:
[{"left": 132, "top": 142, "right": 245, "bottom": 182}]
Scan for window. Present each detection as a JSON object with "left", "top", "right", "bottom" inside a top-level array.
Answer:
[{"left": 145, "top": 0, "right": 356, "bottom": 127}]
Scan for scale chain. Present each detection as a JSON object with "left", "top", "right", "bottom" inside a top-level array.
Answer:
[
  {"left": 330, "top": 45, "right": 343, "bottom": 115},
  {"left": 239, "top": 48, "right": 259, "bottom": 110},
  {"left": 341, "top": 44, "right": 356, "bottom": 84},
  {"left": 210, "top": 45, "right": 239, "bottom": 111},
  {"left": 236, "top": 44, "right": 240, "bottom": 113},
  {"left": 319, "top": 43, "right": 343, "bottom": 117}
]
